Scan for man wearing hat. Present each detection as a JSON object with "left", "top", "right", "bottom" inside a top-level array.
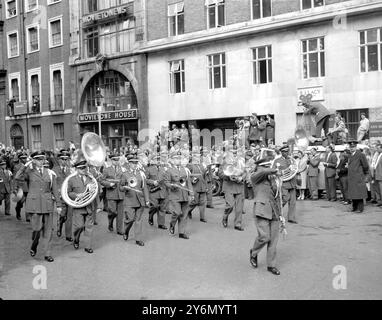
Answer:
[
  {"left": 347, "top": 140, "right": 369, "bottom": 213},
  {"left": 52, "top": 149, "right": 73, "bottom": 241},
  {"left": 187, "top": 150, "right": 208, "bottom": 222},
  {"left": 120, "top": 154, "right": 150, "bottom": 246},
  {"left": 307, "top": 147, "right": 321, "bottom": 200},
  {"left": 146, "top": 155, "right": 168, "bottom": 229},
  {"left": 0, "top": 156, "right": 12, "bottom": 216},
  {"left": 15, "top": 151, "right": 61, "bottom": 262},
  {"left": 323, "top": 144, "right": 338, "bottom": 201},
  {"left": 249, "top": 159, "right": 283, "bottom": 276},
  {"left": 164, "top": 151, "right": 194, "bottom": 239},
  {"left": 13, "top": 152, "right": 30, "bottom": 221},
  {"left": 272, "top": 145, "right": 298, "bottom": 224},
  {"left": 67, "top": 156, "right": 96, "bottom": 253},
  {"left": 100, "top": 152, "right": 126, "bottom": 235}
]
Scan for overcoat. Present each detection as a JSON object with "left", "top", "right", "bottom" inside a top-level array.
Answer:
[{"left": 348, "top": 150, "right": 369, "bottom": 200}]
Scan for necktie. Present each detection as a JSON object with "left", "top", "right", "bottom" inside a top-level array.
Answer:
[{"left": 39, "top": 169, "right": 43, "bottom": 176}]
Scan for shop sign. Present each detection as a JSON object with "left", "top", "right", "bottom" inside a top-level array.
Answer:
[
  {"left": 82, "top": 5, "right": 131, "bottom": 23},
  {"left": 297, "top": 86, "right": 324, "bottom": 102},
  {"left": 78, "top": 109, "right": 138, "bottom": 123},
  {"left": 369, "top": 121, "right": 382, "bottom": 138},
  {"left": 13, "top": 101, "right": 28, "bottom": 116}
]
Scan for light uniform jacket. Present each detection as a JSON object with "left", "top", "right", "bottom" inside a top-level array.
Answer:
[
  {"left": 67, "top": 173, "right": 95, "bottom": 214},
  {"left": 251, "top": 169, "right": 281, "bottom": 220},
  {"left": 188, "top": 164, "right": 208, "bottom": 193},
  {"left": 164, "top": 166, "right": 193, "bottom": 202},
  {"left": 146, "top": 165, "right": 167, "bottom": 199},
  {"left": 15, "top": 166, "right": 61, "bottom": 214},
  {"left": 100, "top": 165, "right": 126, "bottom": 200},
  {"left": 120, "top": 170, "right": 149, "bottom": 207},
  {"left": 307, "top": 154, "right": 321, "bottom": 177}
]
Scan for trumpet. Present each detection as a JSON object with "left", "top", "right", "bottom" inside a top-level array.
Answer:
[{"left": 122, "top": 176, "right": 143, "bottom": 194}]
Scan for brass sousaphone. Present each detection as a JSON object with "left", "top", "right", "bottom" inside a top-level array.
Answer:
[{"left": 61, "top": 133, "right": 106, "bottom": 208}]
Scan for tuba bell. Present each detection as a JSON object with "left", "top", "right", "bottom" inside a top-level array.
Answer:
[{"left": 61, "top": 133, "right": 106, "bottom": 208}]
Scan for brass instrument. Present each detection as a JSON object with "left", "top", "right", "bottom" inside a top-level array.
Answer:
[
  {"left": 122, "top": 175, "right": 143, "bottom": 194},
  {"left": 169, "top": 177, "right": 193, "bottom": 193},
  {"left": 61, "top": 133, "right": 105, "bottom": 208},
  {"left": 272, "top": 157, "right": 299, "bottom": 182},
  {"left": 222, "top": 158, "right": 245, "bottom": 182}
]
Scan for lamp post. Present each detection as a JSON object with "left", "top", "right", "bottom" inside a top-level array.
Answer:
[{"left": 95, "top": 88, "right": 104, "bottom": 138}]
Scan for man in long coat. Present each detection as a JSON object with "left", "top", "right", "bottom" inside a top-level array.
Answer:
[{"left": 347, "top": 140, "right": 369, "bottom": 213}]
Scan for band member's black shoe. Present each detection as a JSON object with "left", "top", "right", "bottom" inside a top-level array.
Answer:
[
  {"left": 250, "top": 250, "right": 257, "bottom": 269},
  {"left": 222, "top": 220, "right": 228, "bottom": 228},
  {"left": 16, "top": 214, "right": 21, "bottom": 221},
  {"left": 267, "top": 267, "right": 280, "bottom": 276},
  {"left": 94, "top": 221, "right": 98, "bottom": 226},
  {"left": 288, "top": 220, "right": 298, "bottom": 224},
  {"left": 158, "top": 225, "right": 168, "bottom": 230},
  {"left": 30, "top": 249, "right": 36, "bottom": 257},
  {"left": 73, "top": 242, "right": 79, "bottom": 250},
  {"left": 136, "top": 241, "right": 144, "bottom": 246},
  {"left": 179, "top": 234, "right": 189, "bottom": 240},
  {"left": 200, "top": 219, "right": 207, "bottom": 223},
  {"left": 26, "top": 219, "right": 30, "bottom": 223},
  {"left": 206, "top": 205, "right": 214, "bottom": 209},
  {"left": 44, "top": 256, "right": 54, "bottom": 263},
  {"left": 57, "top": 230, "right": 62, "bottom": 237},
  {"left": 108, "top": 226, "right": 114, "bottom": 232},
  {"left": 66, "top": 237, "right": 73, "bottom": 242},
  {"left": 169, "top": 225, "right": 175, "bottom": 235},
  {"left": 234, "top": 226, "right": 244, "bottom": 231},
  {"left": 84, "top": 248, "right": 94, "bottom": 254},
  {"left": 148, "top": 219, "right": 154, "bottom": 226},
  {"left": 123, "top": 234, "right": 128, "bottom": 241},
  {"left": 5, "top": 213, "right": 10, "bottom": 216},
  {"left": 188, "top": 212, "right": 192, "bottom": 219}
]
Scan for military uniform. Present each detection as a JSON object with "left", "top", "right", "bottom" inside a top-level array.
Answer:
[
  {"left": 272, "top": 149, "right": 297, "bottom": 223},
  {"left": 146, "top": 162, "right": 168, "bottom": 228},
  {"left": 100, "top": 157, "right": 126, "bottom": 234},
  {"left": 13, "top": 154, "right": 30, "bottom": 221},
  {"left": 15, "top": 152, "right": 61, "bottom": 262},
  {"left": 120, "top": 162, "right": 149, "bottom": 246},
  {"left": 0, "top": 158, "right": 12, "bottom": 216},
  {"left": 250, "top": 163, "right": 282, "bottom": 276},
  {"left": 188, "top": 162, "right": 208, "bottom": 222},
  {"left": 164, "top": 159, "right": 194, "bottom": 239}
]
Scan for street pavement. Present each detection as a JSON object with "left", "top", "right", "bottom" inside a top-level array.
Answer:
[{"left": 0, "top": 197, "right": 382, "bottom": 300}]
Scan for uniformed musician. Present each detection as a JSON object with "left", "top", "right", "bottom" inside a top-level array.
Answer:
[
  {"left": 52, "top": 149, "right": 73, "bottom": 242},
  {"left": 146, "top": 155, "right": 168, "bottom": 229},
  {"left": 187, "top": 150, "right": 208, "bottom": 223},
  {"left": 250, "top": 159, "right": 283, "bottom": 276},
  {"left": 13, "top": 152, "right": 29, "bottom": 221},
  {"left": 100, "top": 153, "right": 125, "bottom": 235},
  {"left": 67, "top": 156, "right": 96, "bottom": 254},
  {"left": 272, "top": 145, "right": 298, "bottom": 224},
  {"left": 15, "top": 151, "right": 61, "bottom": 262},
  {"left": 120, "top": 154, "right": 150, "bottom": 246},
  {"left": 164, "top": 152, "right": 194, "bottom": 239}
]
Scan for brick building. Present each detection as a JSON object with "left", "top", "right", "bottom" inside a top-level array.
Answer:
[
  {"left": 143, "top": 0, "right": 382, "bottom": 145},
  {"left": 0, "top": 0, "right": 73, "bottom": 151},
  {"left": 68, "top": 0, "right": 148, "bottom": 150}
]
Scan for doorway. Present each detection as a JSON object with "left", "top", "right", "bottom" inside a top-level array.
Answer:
[{"left": 10, "top": 124, "right": 24, "bottom": 150}]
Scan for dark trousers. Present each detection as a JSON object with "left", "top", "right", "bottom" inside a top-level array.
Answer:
[
  {"left": 223, "top": 192, "right": 244, "bottom": 227},
  {"left": 30, "top": 213, "right": 53, "bottom": 256},
  {"left": 315, "top": 116, "right": 330, "bottom": 137},
  {"left": 169, "top": 201, "right": 189, "bottom": 234},
  {"left": 188, "top": 192, "right": 207, "bottom": 220},
  {"left": 15, "top": 192, "right": 30, "bottom": 220},
  {"left": 107, "top": 199, "right": 124, "bottom": 233},
  {"left": 352, "top": 199, "right": 364, "bottom": 212},
  {"left": 339, "top": 176, "right": 349, "bottom": 201},
  {"left": 0, "top": 192, "right": 11, "bottom": 215},
  {"left": 148, "top": 197, "right": 166, "bottom": 226},
  {"left": 325, "top": 176, "right": 336, "bottom": 200}
]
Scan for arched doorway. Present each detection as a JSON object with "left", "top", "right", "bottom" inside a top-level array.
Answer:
[
  {"left": 10, "top": 124, "right": 24, "bottom": 150},
  {"left": 79, "top": 70, "right": 139, "bottom": 150}
]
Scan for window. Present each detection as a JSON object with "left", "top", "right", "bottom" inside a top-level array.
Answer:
[
  {"left": 84, "top": 0, "right": 133, "bottom": 14},
  {"left": 8, "top": 73, "right": 21, "bottom": 102},
  {"left": 360, "top": 28, "right": 382, "bottom": 72},
  {"left": 6, "top": 0, "right": 18, "bottom": 19},
  {"left": 337, "top": 109, "right": 369, "bottom": 140},
  {"left": 301, "top": 0, "right": 324, "bottom": 10},
  {"left": 252, "top": 0, "right": 272, "bottom": 19},
  {"left": 26, "top": 0, "right": 38, "bottom": 12},
  {"left": 54, "top": 124, "right": 65, "bottom": 150},
  {"left": 168, "top": 2, "right": 184, "bottom": 37},
  {"left": 169, "top": 60, "right": 185, "bottom": 94},
  {"left": 48, "top": 0, "right": 61, "bottom": 4},
  {"left": 26, "top": 24, "right": 40, "bottom": 53},
  {"left": 28, "top": 68, "right": 41, "bottom": 113},
  {"left": 84, "top": 19, "right": 135, "bottom": 58},
  {"left": 252, "top": 45, "right": 272, "bottom": 84},
  {"left": 49, "top": 17, "right": 63, "bottom": 48},
  {"left": 207, "top": 53, "right": 226, "bottom": 89},
  {"left": 7, "top": 31, "right": 19, "bottom": 58},
  {"left": 206, "top": 0, "right": 225, "bottom": 29},
  {"left": 301, "top": 37, "right": 325, "bottom": 79},
  {"left": 32, "top": 125, "right": 42, "bottom": 151},
  {"left": 50, "top": 63, "right": 64, "bottom": 111}
]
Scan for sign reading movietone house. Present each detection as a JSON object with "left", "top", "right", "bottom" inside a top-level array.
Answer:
[
  {"left": 82, "top": 4, "right": 133, "bottom": 23},
  {"left": 78, "top": 109, "right": 138, "bottom": 123}
]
